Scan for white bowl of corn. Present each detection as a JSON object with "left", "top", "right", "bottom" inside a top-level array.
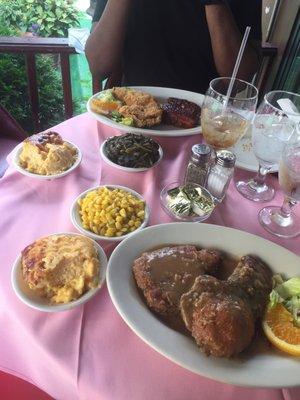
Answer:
[{"left": 70, "top": 185, "right": 150, "bottom": 242}]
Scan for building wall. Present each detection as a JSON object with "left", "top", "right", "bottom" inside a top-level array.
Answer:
[{"left": 264, "top": 0, "right": 299, "bottom": 91}]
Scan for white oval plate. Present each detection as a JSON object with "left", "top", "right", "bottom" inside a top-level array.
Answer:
[
  {"left": 12, "top": 141, "right": 82, "bottom": 180},
  {"left": 11, "top": 232, "right": 107, "bottom": 312},
  {"left": 107, "top": 222, "right": 300, "bottom": 388},
  {"left": 87, "top": 86, "right": 203, "bottom": 137},
  {"left": 70, "top": 185, "right": 150, "bottom": 242},
  {"left": 100, "top": 139, "right": 163, "bottom": 172}
]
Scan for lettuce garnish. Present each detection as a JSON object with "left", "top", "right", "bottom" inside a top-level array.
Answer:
[
  {"left": 110, "top": 111, "right": 134, "bottom": 126},
  {"left": 269, "top": 275, "right": 300, "bottom": 327}
]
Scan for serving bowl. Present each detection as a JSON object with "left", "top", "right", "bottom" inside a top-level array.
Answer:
[
  {"left": 100, "top": 139, "right": 163, "bottom": 173},
  {"left": 12, "top": 141, "right": 82, "bottom": 180},
  {"left": 11, "top": 232, "right": 107, "bottom": 312},
  {"left": 70, "top": 185, "right": 150, "bottom": 242},
  {"left": 160, "top": 181, "right": 215, "bottom": 222}
]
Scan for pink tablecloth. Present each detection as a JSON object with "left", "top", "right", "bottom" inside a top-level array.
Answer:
[{"left": 0, "top": 113, "right": 299, "bottom": 400}]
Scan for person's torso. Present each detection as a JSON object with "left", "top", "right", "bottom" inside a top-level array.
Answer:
[{"left": 123, "top": 0, "right": 216, "bottom": 93}]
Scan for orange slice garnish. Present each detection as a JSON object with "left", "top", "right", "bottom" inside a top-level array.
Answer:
[
  {"left": 91, "top": 99, "right": 120, "bottom": 114},
  {"left": 262, "top": 303, "right": 300, "bottom": 356}
]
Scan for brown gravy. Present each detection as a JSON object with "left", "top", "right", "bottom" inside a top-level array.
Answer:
[
  {"left": 135, "top": 244, "right": 271, "bottom": 358},
  {"left": 147, "top": 246, "right": 208, "bottom": 304}
]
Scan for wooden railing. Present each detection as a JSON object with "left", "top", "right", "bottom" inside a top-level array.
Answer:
[{"left": 0, "top": 36, "right": 101, "bottom": 132}]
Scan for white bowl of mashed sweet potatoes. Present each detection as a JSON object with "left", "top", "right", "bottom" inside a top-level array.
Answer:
[
  {"left": 11, "top": 233, "right": 107, "bottom": 312},
  {"left": 12, "top": 131, "right": 82, "bottom": 180}
]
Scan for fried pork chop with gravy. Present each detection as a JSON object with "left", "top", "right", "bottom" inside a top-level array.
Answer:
[
  {"left": 180, "top": 256, "right": 272, "bottom": 357},
  {"left": 133, "top": 245, "right": 222, "bottom": 316}
]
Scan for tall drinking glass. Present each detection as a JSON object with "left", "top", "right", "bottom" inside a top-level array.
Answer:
[
  {"left": 236, "top": 91, "right": 300, "bottom": 202},
  {"left": 259, "top": 126, "right": 300, "bottom": 238},
  {"left": 201, "top": 77, "right": 258, "bottom": 150}
]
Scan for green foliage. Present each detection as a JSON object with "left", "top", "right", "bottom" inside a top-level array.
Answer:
[
  {"left": 0, "top": 0, "right": 80, "bottom": 37},
  {"left": 0, "top": 53, "right": 66, "bottom": 132},
  {"left": 0, "top": 23, "right": 65, "bottom": 132}
]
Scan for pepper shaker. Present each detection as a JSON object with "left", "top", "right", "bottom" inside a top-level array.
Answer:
[
  {"left": 206, "top": 150, "right": 236, "bottom": 202},
  {"left": 184, "top": 144, "right": 212, "bottom": 187}
]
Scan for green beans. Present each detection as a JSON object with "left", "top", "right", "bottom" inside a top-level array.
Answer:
[{"left": 104, "top": 133, "right": 160, "bottom": 168}]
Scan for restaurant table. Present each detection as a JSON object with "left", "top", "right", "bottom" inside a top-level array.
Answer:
[{"left": 0, "top": 113, "right": 299, "bottom": 400}]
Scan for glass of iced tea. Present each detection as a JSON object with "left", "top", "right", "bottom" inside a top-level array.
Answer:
[
  {"left": 258, "top": 126, "right": 300, "bottom": 238},
  {"left": 201, "top": 77, "right": 258, "bottom": 150}
]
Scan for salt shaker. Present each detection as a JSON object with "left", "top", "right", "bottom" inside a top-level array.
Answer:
[
  {"left": 184, "top": 144, "right": 212, "bottom": 187},
  {"left": 206, "top": 150, "right": 236, "bottom": 202}
]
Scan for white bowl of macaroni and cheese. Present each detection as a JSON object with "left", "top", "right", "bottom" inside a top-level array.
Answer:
[{"left": 11, "top": 232, "right": 107, "bottom": 312}]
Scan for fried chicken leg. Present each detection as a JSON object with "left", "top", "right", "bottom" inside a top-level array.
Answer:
[{"left": 180, "top": 255, "right": 272, "bottom": 357}]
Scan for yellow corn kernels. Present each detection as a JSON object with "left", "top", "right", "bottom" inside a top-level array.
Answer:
[{"left": 78, "top": 187, "right": 145, "bottom": 237}]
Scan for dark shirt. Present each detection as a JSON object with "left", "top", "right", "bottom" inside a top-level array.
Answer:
[{"left": 93, "top": 0, "right": 261, "bottom": 93}]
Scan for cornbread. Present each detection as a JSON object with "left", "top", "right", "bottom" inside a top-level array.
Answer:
[
  {"left": 78, "top": 187, "right": 145, "bottom": 237},
  {"left": 21, "top": 235, "right": 100, "bottom": 304},
  {"left": 19, "top": 131, "right": 77, "bottom": 175}
]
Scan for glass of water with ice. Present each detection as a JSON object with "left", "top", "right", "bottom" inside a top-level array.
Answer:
[
  {"left": 259, "top": 126, "right": 300, "bottom": 237},
  {"left": 236, "top": 91, "right": 300, "bottom": 202}
]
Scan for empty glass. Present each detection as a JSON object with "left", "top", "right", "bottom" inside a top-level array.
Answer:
[
  {"left": 201, "top": 77, "right": 258, "bottom": 150},
  {"left": 236, "top": 91, "right": 300, "bottom": 202},
  {"left": 259, "top": 126, "right": 300, "bottom": 238}
]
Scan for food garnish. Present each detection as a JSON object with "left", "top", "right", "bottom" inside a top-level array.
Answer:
[
  {"left": 90, "top": 89, "right": 121, "bottom": 115},
  {"left": 104, "top": 133, "right": 160, "bottom": 168},
  {"left": 262, "top": 275, "right": 300, "bottom": 355},
  {"left": 110, "top": 111, "right": 134, "bottom": 126},
  {"left": 269, "top": 275, "right": 300, "bottom": 326},
  {"left": 78, "top": 187, "right": 145, "bottom": 237},
  {"left": 166, "top": 184, "right": 214, "bottom": 218}
]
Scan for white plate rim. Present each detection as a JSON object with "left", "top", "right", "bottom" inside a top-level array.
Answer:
[
  {"left": 11, "top": 232, "right": 107, "bottom": 312},
  {"left": 106, "top": 222, "right": 300, "bottom": 388},
  {"left": 87, "top": 86, "right": 203, "bottom": 137},
  {"left": 70, "top": 184, "right": 150, "bottom": 242},
  {"left": 12, "top": 141, "right": 82, "bottom": 180},
  {"left": 100, "top": 138, "right": 163, "bottom": 172}
]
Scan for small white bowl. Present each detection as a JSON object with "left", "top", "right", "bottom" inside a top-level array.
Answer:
[
  {"left": 160, "top": 181, "right": 215, "bottom": 222},
  {"left": 100, "top": 139, "right": 163, "bottom": 173},
  {"left": 11, "top": 232, "right": 107, "bottom": 312},
  {"left": 70, "top": 185, "right": 150, "bottom": 242},
  {"left": 12, "top": 141, "right": 82, "bottom": 180}
]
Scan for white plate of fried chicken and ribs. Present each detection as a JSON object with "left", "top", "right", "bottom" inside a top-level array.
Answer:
[{"left": 87, "top": 86, "right": 204, "bottom": 137}]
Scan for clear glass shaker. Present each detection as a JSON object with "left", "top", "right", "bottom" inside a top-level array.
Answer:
[
  {"left": 184, "top": 144, "right": 212, "bottom": 187},
  {"left": 206, "top": 150, "right": 236, "bottom": 202}
]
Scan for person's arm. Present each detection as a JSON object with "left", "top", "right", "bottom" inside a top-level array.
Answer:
[
  {"left": 205, "top": 2, "right": 260, "bottom": 80},
  {"left": 85, "top": 0, "right": 131, "bottom": 81}
]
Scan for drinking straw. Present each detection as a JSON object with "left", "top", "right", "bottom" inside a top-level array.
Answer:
[{"left": 222, "top": 26, "right": 251, "bottom": 114}]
